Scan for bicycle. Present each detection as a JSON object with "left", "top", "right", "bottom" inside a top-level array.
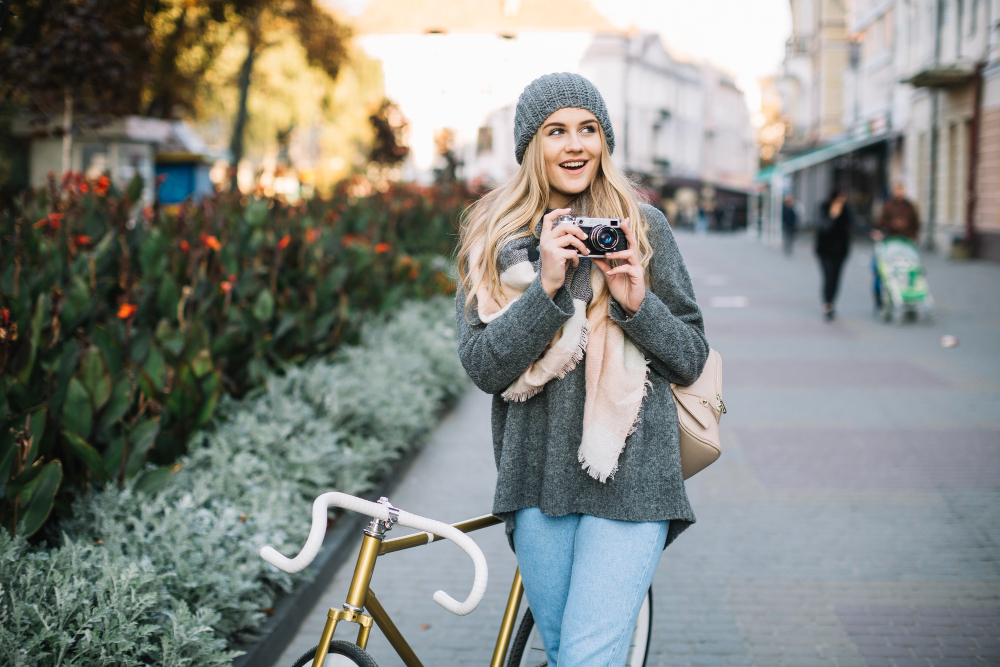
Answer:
[{"left": 261, "top": 491, "right": 654, "bottom": 667}]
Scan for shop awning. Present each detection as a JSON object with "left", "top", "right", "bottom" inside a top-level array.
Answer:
[{"left": 765, "top": 132, "right": 896, "bottom": 177}]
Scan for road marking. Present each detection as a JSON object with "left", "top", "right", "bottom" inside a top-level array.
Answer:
[{"left": 709, "top": 296, "right": 749, "bottom": 308}]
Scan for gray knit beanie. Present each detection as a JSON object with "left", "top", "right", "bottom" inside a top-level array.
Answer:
[{"left": 513, "top": 72, "right": 615, "bottom": 165}]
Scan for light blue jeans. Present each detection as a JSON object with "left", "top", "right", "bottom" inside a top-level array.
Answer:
[{"left": 512, "top": 508, "right": 669, "bottom": 667}]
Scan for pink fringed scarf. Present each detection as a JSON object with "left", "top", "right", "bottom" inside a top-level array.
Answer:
[{"left": 470, "top": 237, "right": 649, "bottom": 482}]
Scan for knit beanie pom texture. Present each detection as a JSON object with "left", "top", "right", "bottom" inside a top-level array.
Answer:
[{"left": 513, "top": 72, "right": 615, "bottom": 165}]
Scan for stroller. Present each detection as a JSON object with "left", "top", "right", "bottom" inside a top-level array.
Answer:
[{"left": 874, "top": 236, "right": 934, "bottom": 323}]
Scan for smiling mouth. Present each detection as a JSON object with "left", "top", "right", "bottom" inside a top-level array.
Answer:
[{"left": 560, "top": 160, "right": 588, "bottom": 172}]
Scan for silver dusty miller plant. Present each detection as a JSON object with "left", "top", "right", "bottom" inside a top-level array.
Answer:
[{"left": 0, "top": 298, "right": 467, "bottom": 666}]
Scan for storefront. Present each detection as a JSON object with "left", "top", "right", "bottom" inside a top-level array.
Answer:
[{"left": 754, "top": 132, "right": 898, "bottom": 245}]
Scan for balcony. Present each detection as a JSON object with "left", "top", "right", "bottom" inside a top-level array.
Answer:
[{"left": 902, "top": 63, "right": 976, "bottom": 87}]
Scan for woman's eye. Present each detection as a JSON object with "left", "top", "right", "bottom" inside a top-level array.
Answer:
[
  {"left": 581, "top": 125, "right": 596, "bottom": 133},
  {"left": 549, "top": 128, "right": 564, "bottom": 136}
]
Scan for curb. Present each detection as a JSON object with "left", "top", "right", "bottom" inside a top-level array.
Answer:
[{"left": 231, "top": 441, "right": 424, "bottom": 667}]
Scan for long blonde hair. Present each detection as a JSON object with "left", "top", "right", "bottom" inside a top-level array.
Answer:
[{"left": 457, "top": 125, "right": 651, "bottom": 316}]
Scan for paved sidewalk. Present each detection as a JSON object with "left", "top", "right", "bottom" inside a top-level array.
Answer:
[{"left": 279, "top": 233, "right": 1000, "bottom": 667}]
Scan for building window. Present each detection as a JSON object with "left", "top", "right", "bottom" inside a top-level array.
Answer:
[{"left": 477, "top": 127, "right": 493, "bottom": 156}]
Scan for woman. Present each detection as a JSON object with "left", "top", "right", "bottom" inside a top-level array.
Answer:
[
  {"left": 814, "top": 190, "right": 852, "bottom": 321},
  {"left": 455, "top": 73, "right": 708, "bottom": 666}
]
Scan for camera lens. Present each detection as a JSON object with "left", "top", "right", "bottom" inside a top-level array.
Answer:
[{"left": 592, "top": 226, "right": 621, "bottom": 252}]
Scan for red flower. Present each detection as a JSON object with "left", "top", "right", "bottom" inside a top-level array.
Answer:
[
  {"left": 180, "top": 240, "right": 190, "bottom": 253},
  {"left": 220, "top": 280, "right": 233, "bottom": 294},
  {"left": 74, "top": 235, "right": 92, "bottom": 246},
  {"left": 1, "top": 308, "right": 9, "bottom": 324},
  {"left": 79, "top": 182, "right": 89, "bottom": 194},
  {"left": 277, "top": 234, "right": 291, "bottom": 250},
  {"left": 203, "top": 235, "right": 222, "bottom": 251},
  {"left": 305, "top": 228, "right": 321, "bottom": 244},
  {"left": 95, "top": 175, "right": 110, "bottom": 196},
  {"left": 36, "top": 212, "right": 63, "bottom": 230},
  {"left": 117, "top": 303, "right": 138, "bottom": 319},
  {"left": 374, "top": 242, "right": 391, "bottom": 254},
  {"left": 143, "top": 205, "right": 154, "bottom": 221}
]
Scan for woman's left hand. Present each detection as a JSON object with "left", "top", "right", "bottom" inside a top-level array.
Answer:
[{"left": 593, "top": 219, "right": 646, "bottom": 316}]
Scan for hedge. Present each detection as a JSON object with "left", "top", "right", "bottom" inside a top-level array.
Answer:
[{"left": 0, "top": 297, "right": 468, "bottom": 666}]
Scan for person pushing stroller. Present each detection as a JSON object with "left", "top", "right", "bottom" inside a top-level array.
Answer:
[
  {"left": 871, "top": 184, "right": 934, "bottom": 323},
  {"left": 872, "top": 184, "right": 919, "bottom": 310}
]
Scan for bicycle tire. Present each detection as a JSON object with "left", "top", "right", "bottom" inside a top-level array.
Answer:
[
  {"left": 506, "top": 587, "right": 653, "bottom": 667},
  {"left": 290, "top": 639, "right": 379, "bottom": 667}
]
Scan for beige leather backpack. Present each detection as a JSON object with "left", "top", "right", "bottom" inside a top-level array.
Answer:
[{"left": 671, "top": 348, "right": 725, "bottom": 479}]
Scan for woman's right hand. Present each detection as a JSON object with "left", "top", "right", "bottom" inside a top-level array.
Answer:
[{"left": 539, "top": 208, "right": 589, "bottom": 298}]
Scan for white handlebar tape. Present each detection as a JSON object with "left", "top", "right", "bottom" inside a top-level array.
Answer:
[{"left": 259, "top": 491, "right": 488, "bottom": 616}]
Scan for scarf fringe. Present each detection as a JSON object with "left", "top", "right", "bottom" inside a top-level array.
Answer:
[
  {"left": 502, "top": 386, "right": 544, "bottom": 402},
  {"left": 624, "top": 363, "right": 652, "bottom": 437},
  {"left": 553, "top": 322, "right": 589, "bottom": 381},
  {"left": 576, "top": 452, "right": 625, "bottom": 484},
  {"left": 503, "top": 322, "right": 589, "bottom": 401},
  {"left": 579, "top": 457, "right": 620, "bottom": 483}
]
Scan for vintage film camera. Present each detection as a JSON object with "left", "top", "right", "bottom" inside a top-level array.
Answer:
[{"left": 552, "top": 215, "right": 628, "bottom": 257}]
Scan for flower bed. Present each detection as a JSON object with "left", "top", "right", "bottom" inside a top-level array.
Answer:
[
  {"left": 0, "top": 298, "right": 468, "bottom": 666},
  {"left": 0, "top": 174, "right": 476, "bottom": 537}
]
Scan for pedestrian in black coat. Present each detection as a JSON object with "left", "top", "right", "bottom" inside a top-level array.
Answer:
[
  {"left": 814, "top": 191, "right": 852, "bottom": 320},
  {"left": 781, "top": 194, "right": 799, "bottom": 256}
]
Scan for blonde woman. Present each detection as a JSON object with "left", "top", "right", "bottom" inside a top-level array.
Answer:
[{"left": 456, "top": 73, "right": 708, "bottom": 666}]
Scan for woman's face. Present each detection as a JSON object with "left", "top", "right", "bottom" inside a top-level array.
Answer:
[{"left": 539, "top": 107, "right": 602, "bottom": 208}]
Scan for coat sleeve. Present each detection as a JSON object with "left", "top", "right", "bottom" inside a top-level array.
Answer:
[
  {"left": 456, "top": 276, "right": 574, "bottom": 395},
  {"left": 608, "top": 205, "right": 709, "bottom": 386}
]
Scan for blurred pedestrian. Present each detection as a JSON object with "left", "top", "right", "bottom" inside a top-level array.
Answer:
[
  {"left": 871, "top": 184, "right": 920, "bottom": 310},
  {"left": 874, "top": 183, "right": 920, "bottom": 241},
  {"left": 781, "top": 193, "right": 799, "bottom": 255},
  {"left": 815, "top": 190, "right": 852, "bottom": 321},
  {"left": 456, "top": 72, "right": 707, "bottom": 667}
]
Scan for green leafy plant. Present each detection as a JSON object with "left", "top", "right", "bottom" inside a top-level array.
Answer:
[{"left": 0, "top": 172, "right": 475, "bottom": 536}]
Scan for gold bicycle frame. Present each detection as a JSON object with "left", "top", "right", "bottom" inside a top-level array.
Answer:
[{"left": 308, "top": 514, "right": 524, "bottom": 667}]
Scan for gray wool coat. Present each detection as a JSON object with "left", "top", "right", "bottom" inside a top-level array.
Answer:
[{"left": 456, "top": 204, "right": 709, "bottom": 550}]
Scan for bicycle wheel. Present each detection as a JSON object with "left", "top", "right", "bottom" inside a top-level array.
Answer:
[
  {"left": 506, "top": 587, "right": 653, "bottom": 667},
  {"left": 290, "top": 639, "right": 379, "bottom": 667}
]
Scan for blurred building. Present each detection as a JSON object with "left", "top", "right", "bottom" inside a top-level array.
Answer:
[
  {"left": 901, "top": 0, "right": 1000, "bottom": 257},
  {"left": 759, "top": 0, "right": 1000, "bottom": 260},
  {"left": 352, "top": 0, "right": 757, "bottom": 228},
  {"left": 780, "top": 0, "right": 852, "bottom": 147},
  {"left": 11, "top": 117, "right": 216, "bottom": 204}
]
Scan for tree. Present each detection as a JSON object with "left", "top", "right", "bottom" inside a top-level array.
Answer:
[
  {"left": 0, "top": 0, "right": 149, "bottom": 174},
  {"left": 226, "top": 0, "right": 349, "bottom": 190},
  {"left": 368, "top": 99, "right": 409, "bottom": 167},
  {"left": 141, "top": 1, "right": 236, "bottom": 120}
]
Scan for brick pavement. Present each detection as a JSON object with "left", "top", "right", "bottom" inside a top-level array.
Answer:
[{"left": 278, "top": 233, "right": 1000, "bottom": 667}]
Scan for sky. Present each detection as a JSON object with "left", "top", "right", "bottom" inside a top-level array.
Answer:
[{"left": 329, "top": 0, "right": 793, "bottom": 113}]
